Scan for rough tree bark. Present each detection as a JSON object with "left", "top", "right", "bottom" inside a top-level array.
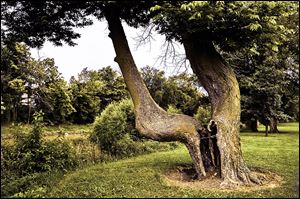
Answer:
[
  {"left": 182, "top": 35, "right": 262, "bottom": 187},
  {"left": 103, "top": 6, "right": 208, "bottom": 178}
]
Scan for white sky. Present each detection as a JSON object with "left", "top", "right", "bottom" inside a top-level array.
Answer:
[{"left": 30, "top": 18, "right": 190, "bottom": 82}]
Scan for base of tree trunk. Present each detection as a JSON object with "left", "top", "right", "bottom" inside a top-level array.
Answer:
[
  {"left": 199, "top": 130, "right": 221, "bottom": 176},
  {"left": 220, "top": 167, "right": 264, "bottom": 188},
  {"left": 163, "top": 164, "right": 280, "bottom": 190}
]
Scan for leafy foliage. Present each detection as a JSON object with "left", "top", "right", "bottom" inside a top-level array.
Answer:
[
  {"left": 150, "top": 1, "right": 297, "bottom": 54},
  {"left": 1, "top": 42, "right": 33, "bottom": 123},
  {"left": 193, "top": 105, "right": 211, "bottom": 124},
  {"left": 1, "top": 43, "right": 75, "bottom": 124},
  {"left": 90, "top": 98, "right": 146, "bottom": 156},
  {"left": 223, "top": 5, "right": 299, "bottom": 126},
  {"left": 68, "top": 66, "right": 128, "bottom": 124},
  {"left": 1, "top": 111, "right": 78, "bottom": 178},
  {"left": 90, "top": 98, "right": 178, "bottom": 157},
  {"left": 90, "top": 99, "right": 130, "bottom": 155},
  {"left": 166, "top": 105, "right": 182, "bottom": 114},
  {"left": 141, "top": 66, "right": 205, "bottom": 116},
  {"left": 1, "top": 1, "right": 93, "bottom": 47}
]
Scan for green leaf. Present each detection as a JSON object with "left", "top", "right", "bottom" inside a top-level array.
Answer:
[
  {"left": 207, "top": 14, "right": 214, "bottom": 21},
  {"left": 188, "top": 12, "right": 201, "bottom": 20},
  {"left": 269, "top": 18, "right": 277, "bottom": 25},
  {"left": 248, "top": 14, "right": 260, "bottom": 20},
  {"left": 271, "top": 45, "right": 278, "bottom": 52},
  {"left": 180, "top": 4, "right": 188, "bottom": 11},
  {"left": 249, "top": 47, "right": 260, "bottom": 55},
  {"left": 150, "top": 5, "right": 161, "bottom": 12},
  {"left": 192, "top": 1, "right": 208, "bottom": 7},
  {"left": 246, "top": 22, "right": 262, "bottom": 31}
]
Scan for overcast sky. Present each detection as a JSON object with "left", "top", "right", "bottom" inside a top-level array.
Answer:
[{"left": 29, "top": 18, "right": 189, "bottom": 81}]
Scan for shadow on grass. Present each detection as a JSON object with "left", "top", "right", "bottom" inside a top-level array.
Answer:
[{"left": 240, "top": 132, "right": 298, "bottom": 137}]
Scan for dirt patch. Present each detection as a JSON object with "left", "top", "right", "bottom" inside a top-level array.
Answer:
[{"left": 162, "top": 164, "right": 283, "bottom": 192}]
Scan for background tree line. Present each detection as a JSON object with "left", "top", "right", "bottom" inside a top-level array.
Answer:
[
  {"left": 1, "top": 40, "right": 298, "bottom": 130},
  {"left": 1, "top": 43, "right": 211, "bottom": 126}
]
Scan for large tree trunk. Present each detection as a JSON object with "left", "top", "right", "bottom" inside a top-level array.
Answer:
[
  {"left": 103, "top": 6, "right": 207, "bottom": 178},
  {"left": 269, "top": 117, "right": 279, "bottom": 134},
  {"left": 183, "top": 36, "right": 261, "bottom": 187}
]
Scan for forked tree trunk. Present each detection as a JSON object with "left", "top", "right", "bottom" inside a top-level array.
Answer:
[
  {"left": 103, "top": 6, "right": 208, "bottom": 178},
  {"left": 183, "top": 36, "right": 261, "bottom": 187}
]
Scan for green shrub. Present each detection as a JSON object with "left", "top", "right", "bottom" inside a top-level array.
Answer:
[
  {"left": 166, "top": 104, "right": 182, "bottom": 114},
  {"left": 90, "top": 98, "right": 179, "bottom": 158},
  {"left": 90, "top": 100, "right": 128, "bottom": 155},
  {"left": 43, "top": 138, "right": 78, "bottom": 172},
  {"left": 194, "top": 106, "right": 211, "bottom": 124},
  {"left": 113, "top": 134, "right": 146, "bottom": 157},
  {"left": 1, "top": 111, "right": 79, "bottom": 197},
  {"left": 91, "top": 98, "right": 144, "bottom": 156},
  {"left": 13, "top": 112, "right": 78, "bottom": 175},
  {"left": 1, "top": 112, "right": 80, "bottom": 197},
  {"left": 12, "top": 186, "right": 47, "bottom": 198},
  {"left": 1, "top": 171, "right": 65, "bottom": 198}
]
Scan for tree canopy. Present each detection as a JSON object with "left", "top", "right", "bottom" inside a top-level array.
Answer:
[{"left": 150, "top": 1, "right": 297, "bottom": 53}]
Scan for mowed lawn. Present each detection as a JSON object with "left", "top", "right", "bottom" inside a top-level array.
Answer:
[{"left": 41, "top": 122, "right": 299, "bottom": 198}]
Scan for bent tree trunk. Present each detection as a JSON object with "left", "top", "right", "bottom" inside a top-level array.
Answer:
[
  {"left": 103, "top": 6, "right": 207, "bottom": 178},
  {"left": 183, "top": 36, "right": 261, "bottom": 187}
]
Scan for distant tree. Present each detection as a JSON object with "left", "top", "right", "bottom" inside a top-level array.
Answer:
[
  {"left": 164, "top": 73, "right": 203, "bottom": 116},
  {"left": 96, "top": 66, "right": 128, "bottom": 110},
  {"left": 141, "top": 66, "right": 205, "bottom": 116},
  {"left": 31, "top": 58, "right": 75, "bottom": 124},
  {"left": 140, "top": 66, "right": 166, "bottom": 106},
  {"left": 1, "top": 42, "right": 32, "bottom": 123},
  {"left": 223, "top": 5, "right": 299, "bottom": 133},
  {"left": 68, "top": 66, "right": 128, "bottom": 124}
]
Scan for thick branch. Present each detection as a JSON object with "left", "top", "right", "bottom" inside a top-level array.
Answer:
[{"left": 103, "top": 5, "right": 207, "bottom": 178}]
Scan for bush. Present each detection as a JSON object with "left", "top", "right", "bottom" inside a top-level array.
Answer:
[
  {"left": 1, "top": 112, "right": 80, "bottom": 197},
  {"left": 90, "top": 98, "right": 179, "bottom": 158},
  {"left": 194, "top": 106, "right": 211, "bottom": 124},
  {"left": 1, "top": 112, "right": 79, "bottom": 191},
  {"left": 90, "top": 100, "right": 128, "bottom": 155},
  {"left": 91, "top": 98, "right": 143, "bottom": 155},
  {"left": 166, "top": 105, "right": 182, "bottom": 114},
  {"left": 113, "top": 134, "right": 147, "bottom": 157}
]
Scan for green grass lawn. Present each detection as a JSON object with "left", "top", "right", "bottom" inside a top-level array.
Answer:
[
  {"left": 1, "top": 123, "right": 93, "bottom": 136},
  {"left": 35, "top": 122, "right": 298, "bottom": 198},
  {"left": 1, "top": 124, "right": 93, "bottom": 143}
]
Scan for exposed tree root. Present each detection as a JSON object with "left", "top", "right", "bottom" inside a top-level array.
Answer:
[
  {"left": 220, "top": 167, "right": 267, "bottom": 188},
  {"left": 163, "top": 164, "right": 281, "bottom": 191}
]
